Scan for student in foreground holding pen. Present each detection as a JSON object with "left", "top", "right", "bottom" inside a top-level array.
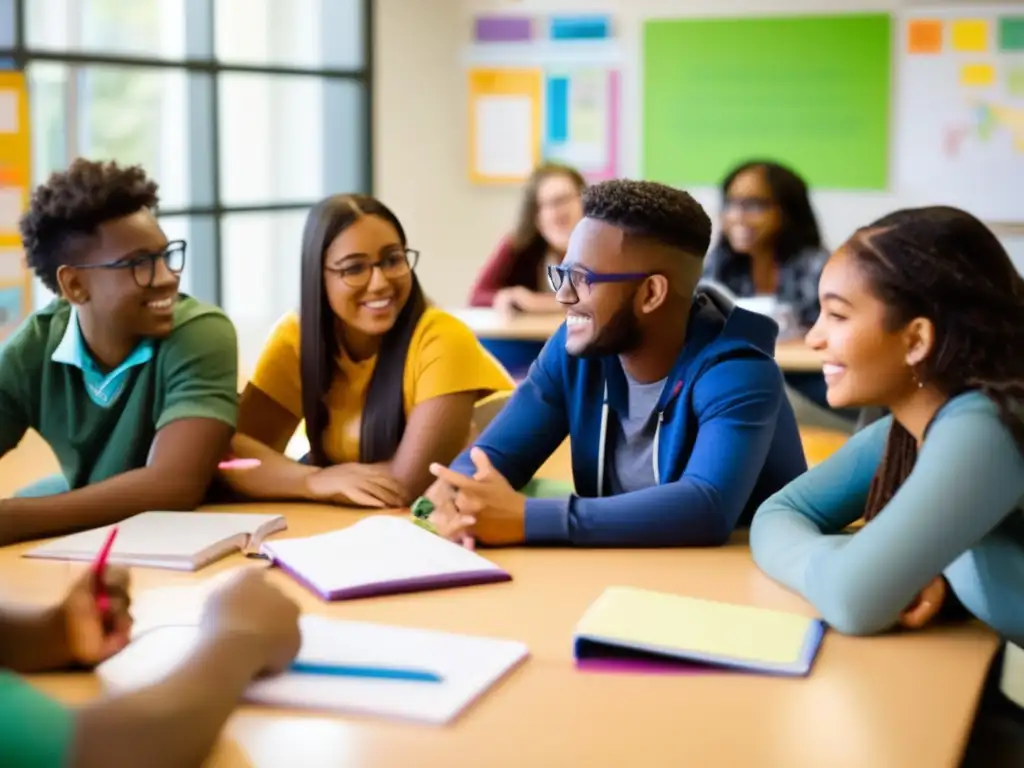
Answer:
[
  {"left": 425, "top": 179, "right": 807, "bottom": 548},
  {"left": 0, "top": 568, "right": 300, "bottom": 767},
  {"left": 748, "top": 206, "right": 1024, "bottom": 645}
]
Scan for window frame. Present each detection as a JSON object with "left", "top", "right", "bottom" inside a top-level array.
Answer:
[{"left": 0, "top": 0, "right": 374, "bottom": 305}]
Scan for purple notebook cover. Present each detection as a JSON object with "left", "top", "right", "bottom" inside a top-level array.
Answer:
[{"left": 274, "top": 558, "right": 511, "bottom": 601}]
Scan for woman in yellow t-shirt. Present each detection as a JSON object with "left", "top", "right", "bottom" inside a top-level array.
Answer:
[{"left": 223, "top": 195, "right": 515, "bottom": 507}]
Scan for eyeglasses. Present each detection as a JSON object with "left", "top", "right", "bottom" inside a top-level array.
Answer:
[
  {"left": 324, "top": 247, "right": 419, "bottom": 289},
  {"left": 723, "top": 196, "right": 773, "bottom": 215},
  {"left": 547, "top": 263, "right": 651, "bottom": 299},
  {"left": 75, "top": 240, "right": 187, "bottom": 288}
]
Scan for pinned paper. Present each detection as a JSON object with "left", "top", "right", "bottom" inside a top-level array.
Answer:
[
  {"left": 998, "top": 16, "right": 1024, "bottom": 52},
  {"left": 960, "top": 63, "right": 996, "bottom": 87},
  {"left": 952, "top": 19, "right": 989, "bottom": 52},
  {"left": 908, "top": 18, "right": 943, "bottom": 54}
]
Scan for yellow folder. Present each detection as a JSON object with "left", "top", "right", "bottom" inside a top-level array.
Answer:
[{"left": 574, "top": 586, "right": 825, "bottom": 676}]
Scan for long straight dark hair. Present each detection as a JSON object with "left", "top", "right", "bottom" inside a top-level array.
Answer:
[
  {"left": 712, "top": 159, "right": 823, "bottom": 265},
  {"left": 299, "top": 194, "right": 427, "bottom": 467},
  {"left": 852, "top": 206, "right": 1024, "bottom": 520}
]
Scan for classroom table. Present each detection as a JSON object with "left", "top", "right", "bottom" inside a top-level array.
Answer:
[
  {"left": 449, "top": 308, "right": 823, "bottom": 373},
  {"left": 7, "top": 505, "right": 999, "bottom": 768}
]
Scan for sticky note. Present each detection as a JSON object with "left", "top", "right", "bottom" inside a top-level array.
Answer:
[
  {"left": 908, "top": 18, "right": 943, "bottom": 54},
  {"left": 999, "top": 16, "right": 1024, "bottom": 51},
  {"left": 1010, "top": 66, "right": 1024, "bottom": 97},
  {"left": 960, "top": 63, "right": 996, "bottom": 87},
  {"left": 952, "top": 19, "right": 989, "bottom": 52}
]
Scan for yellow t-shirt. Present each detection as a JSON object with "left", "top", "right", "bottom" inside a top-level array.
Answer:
[{"left": 249, "top": 307, "right": 515, "bottom": 464}]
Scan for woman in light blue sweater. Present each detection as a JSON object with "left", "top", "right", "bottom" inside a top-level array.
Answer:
[{"left": 750, "top": 206, "right": 1024, "bottom": 646}]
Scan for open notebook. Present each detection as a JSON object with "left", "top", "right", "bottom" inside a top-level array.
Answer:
[
  {"left": 23, "top": 512, "right": 287, "bottom": 572},
  {"left": 98, "top": 615, "right": 529, "bottom": 725},
  {"left": 574, "top": 586, "right": 825, "bottom": 677},
  {"left": 261, "top": 514, "right": 511, "bottom": 600}
]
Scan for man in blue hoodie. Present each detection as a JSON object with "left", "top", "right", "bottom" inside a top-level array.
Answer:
[{"left": 428, "top": 179, "right": 807, "bottom": 548}]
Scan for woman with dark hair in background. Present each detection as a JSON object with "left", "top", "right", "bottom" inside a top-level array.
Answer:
[
  {"left": 750, "top": 206, "right": 1024, "bottom": 765},
  {"left": 704, "top": 160, "right": 835, "bottom": 411},
  {"left": 468, "top": 162, "right": 585, "bottom": 315},
  {"left": 222, "top": 195, "right": 514, "bottom": 506}
]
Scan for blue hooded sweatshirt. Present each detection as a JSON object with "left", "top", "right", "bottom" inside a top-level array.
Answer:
[{"left": 450, "top": 291, "right": 808, "bottom": 547}]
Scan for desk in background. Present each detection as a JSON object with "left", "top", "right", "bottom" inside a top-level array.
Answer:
[
  {"left": 450, "top": 308, "right": 824, "bottom": 374},
  {"left": 9, "top": 504, "right": 998, "bottom": 768}
]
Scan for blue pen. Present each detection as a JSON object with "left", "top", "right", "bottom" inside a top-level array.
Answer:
[{"left": 289, "top": 661, "right": 443, "bottom": 683}]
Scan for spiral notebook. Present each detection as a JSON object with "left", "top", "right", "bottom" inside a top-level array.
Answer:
[
  {"left": 260, "top": 515, "right": 511, "bottom": 600},
  {"left": 573, "top": 586, "right": 825, "bottom": 677},
  {"left": 98, "top": 615, "right": 529, "bottom": 725}
]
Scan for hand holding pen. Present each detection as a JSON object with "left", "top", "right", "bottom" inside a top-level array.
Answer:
[{"left": 58, "top": 526, "right": 133, "bottom": 667}]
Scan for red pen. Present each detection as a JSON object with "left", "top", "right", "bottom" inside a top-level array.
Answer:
[{"left": 92, "top": 526, "right": 119, "bottom": 620}]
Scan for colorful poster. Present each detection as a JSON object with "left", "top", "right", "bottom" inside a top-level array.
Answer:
[
  {"left": 0, "top": 71, "right": 30, "bottom": 338},
  {"left": 543, "top": 68, "right": 619, "bottom": 180},
  {"left": 468, "top": 68, "right": 543, "bottom": 184},
  {"left": 897, "top": 8, "right": 1024, "bottom": 221}
]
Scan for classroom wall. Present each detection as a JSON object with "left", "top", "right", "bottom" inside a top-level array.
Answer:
[{"left": 374, "top": 0, "right": 1022, "bottom": 309}]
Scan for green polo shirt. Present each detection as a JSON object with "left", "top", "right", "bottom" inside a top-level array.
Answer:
[
  {"left": 0, "top": 294, "right": 238, "bottom": 489},
  {"left": 0, "top": 671, "right": 72, "bottom": 767}
]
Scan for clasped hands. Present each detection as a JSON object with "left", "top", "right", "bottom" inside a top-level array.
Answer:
[{"left": 422, "top": 447, "right": 527, "bottom": 547}]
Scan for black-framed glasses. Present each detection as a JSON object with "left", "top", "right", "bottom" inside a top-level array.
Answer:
[
  {"left": 547, "top": 263, "right": 651, "bottom": 299},
  {"left": 324, "top": 247, "right": 419, "bottom": 289},
  {"left": 74, "top": 239, "right": 187, "bottom": 288}
]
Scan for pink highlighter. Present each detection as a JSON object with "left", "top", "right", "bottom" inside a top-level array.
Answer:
[{"left": 218, "top": 458, "right": 262, "bottom": 470}]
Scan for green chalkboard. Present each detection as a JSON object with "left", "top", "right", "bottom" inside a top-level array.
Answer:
[{"left": 642, "top": 14, "right": 891, "bottom": 190}]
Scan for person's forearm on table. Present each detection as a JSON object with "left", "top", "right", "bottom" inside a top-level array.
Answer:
[{"left": 70, "top": 634, "right": 265, "bottom": 768}]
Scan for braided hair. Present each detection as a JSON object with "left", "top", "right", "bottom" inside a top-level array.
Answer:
[{"left": 849, "top": 206, "right": 1024, "bottom": 520}]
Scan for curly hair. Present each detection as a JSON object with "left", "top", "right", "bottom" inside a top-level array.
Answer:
[
  {"left": 582, "top": 179, "right": 711, "bottom": 257},
  {"left": 20, "top": 159, "right": 160, "bottom": 293},
  {"left": 854, "top": 206, "right": 1024, "bottom": 521}
]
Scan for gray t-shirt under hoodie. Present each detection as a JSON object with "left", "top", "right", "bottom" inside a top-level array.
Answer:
[{"left": 606, "top": 372, "right": 666, "bottom": 495}]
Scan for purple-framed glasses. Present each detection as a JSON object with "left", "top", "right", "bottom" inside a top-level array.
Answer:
[{"left": 547, "top": 263, "right": 651, "bottom": 298}]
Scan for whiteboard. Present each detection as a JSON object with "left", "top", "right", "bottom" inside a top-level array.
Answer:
[{"left": 896, "top": 7, "right": 1024, "bottom": 222}]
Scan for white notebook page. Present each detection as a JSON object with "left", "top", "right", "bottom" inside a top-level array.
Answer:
[
  {"left": 261, "top": 515, "right": 504, "bottom": 594},
  {"left": 99, "top": 615, "right": 529, "bottom": 725}
]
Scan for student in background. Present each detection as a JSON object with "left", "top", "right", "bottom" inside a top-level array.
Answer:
[
  {"left": 427, "top": 180, "right": 807, "bottom": 548},
  {"left": 468, "top": 162, "right": 585, "bottom": 315},
  {"left": 0, "top": 567, "right": 301, "bottom": 767},
  {"left": 223, "top": 195, "right": 514, "bottom": 507},
  {"left": 750, "top": 206, "right": 1024, "bottom": 645},
  {"left": 0, "top": 160, "right": 239, "bottom": 547},
  {"left": 703, "top": 160, "right": 835, "bottom": 412}
]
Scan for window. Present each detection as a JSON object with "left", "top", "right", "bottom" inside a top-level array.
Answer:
[
  {"left": 27, "top": 0, "right": 190, "bottom": 60},
  {"left": 215, "top": 0, "right": 364, "bottom": 69},
  {"left": 219, "top": 74, "right": 364, "bottom": 206},
  {"left": 3, "top": 0, "right": 371, "bottom": 371},
  {"left": 28, "top": 62, "right": 212, "bottom": 209},
  {"left": 220, "top": 210, "right": 307, "bottom": 367}
]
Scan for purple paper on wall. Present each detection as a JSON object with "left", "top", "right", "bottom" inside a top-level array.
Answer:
[{"left": 474, "top": 15, "right": 533, "bottom": 43}]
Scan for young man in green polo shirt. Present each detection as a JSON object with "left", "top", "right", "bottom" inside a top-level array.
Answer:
[
  {"left": 0, "top": 159, "right": 238, "bottom": 546},
  {"left": 0, "top": 566, "right": 302, "bottom": 766}
]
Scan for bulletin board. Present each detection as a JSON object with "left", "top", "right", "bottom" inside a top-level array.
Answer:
[
  {"left": 466, "top": 13, "right": 621, "bottom": 184},
  {"left": 896, "top": 7, "right": 1024, "bottom": 222},
  {"left": 0, "top": 71, "right": 31, "bottom": 339},
  {"left": 642, "top": 14, "right": 892, "bottom": 190}
]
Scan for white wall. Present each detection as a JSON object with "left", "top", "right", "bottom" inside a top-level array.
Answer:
[{"left": 373, "top": 0, "right": 1023, "bottom": 308}]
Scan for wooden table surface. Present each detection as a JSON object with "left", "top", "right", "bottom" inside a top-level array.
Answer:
[
  {"left": 7, "top": 505, "right": 999, "bottom": 768},
  {"left": 449, "top": 308, "right": 823, "bottom": 372}
]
